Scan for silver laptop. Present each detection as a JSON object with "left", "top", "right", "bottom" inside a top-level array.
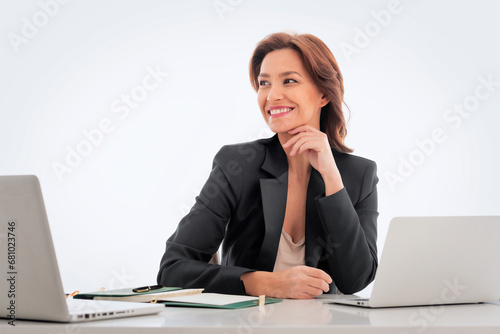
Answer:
[
  {"left": 331, "top": 216, "right": 500, "bottom": 308},
  {"left": 0, "top": 175, "right": 164, "bottom": 322}
]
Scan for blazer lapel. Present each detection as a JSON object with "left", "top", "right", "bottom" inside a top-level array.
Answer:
[
  {"left": 304, "top": 169, "right": 326, "bottom": 268},
  {"left": 254, "top": 135, "right": 288, "bottom": 271}
]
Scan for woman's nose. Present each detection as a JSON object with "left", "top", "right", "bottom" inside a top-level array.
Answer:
[{"left": 267, "top": 85, "right": 284, "bottom": 101}]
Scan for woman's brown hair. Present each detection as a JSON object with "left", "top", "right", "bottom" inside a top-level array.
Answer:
[{"left": 249, "top": 32, "right": 352, "bottom": 153}]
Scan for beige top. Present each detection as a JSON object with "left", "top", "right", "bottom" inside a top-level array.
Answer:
[{"left": 272, "top": 229, "right": 305, "bottom": 272}]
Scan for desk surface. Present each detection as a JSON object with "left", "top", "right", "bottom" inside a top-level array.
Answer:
[{"left": 3, "top": 297, "right": 500, "bottom": 334}]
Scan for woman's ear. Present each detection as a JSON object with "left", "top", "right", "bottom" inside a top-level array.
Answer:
[{"left": 320, "top": 94, "right": 330, "bottom": 108}]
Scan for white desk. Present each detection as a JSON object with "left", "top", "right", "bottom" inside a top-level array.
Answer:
[{"left": 3, "top": 298, "right": 500, "bottom": 334}]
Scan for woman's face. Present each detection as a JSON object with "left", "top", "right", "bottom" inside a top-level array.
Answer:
[{"left": 257, "top": 48, "right": 329, "bottom": 134}]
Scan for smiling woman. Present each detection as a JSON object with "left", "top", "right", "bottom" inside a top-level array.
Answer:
[
  {"left": 256, "top": 49, "right": 329, "bottom": 137},
  {"left": 157, "top": 32, "right": 379, "bottom": 299},
  {"left": 250, "top": 33, "right": 352, "bottom": 154}
]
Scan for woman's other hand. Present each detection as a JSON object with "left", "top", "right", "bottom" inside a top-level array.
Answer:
[{"left": 241, "top": 266, "right": 332, "bottom": 299}]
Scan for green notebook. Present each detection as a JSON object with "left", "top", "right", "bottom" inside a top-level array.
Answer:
[
  {"left": 73, "top": 286, "right": 183, "bottom": 298},
  {"left": 73, "top": 287, "right": 282, "bottom": 309},
  {"left": 73, "top": 287, "right": 203, "bottom": 302},
  {"left": 157, "top": 293, "right": 282, "bottom": 309}
]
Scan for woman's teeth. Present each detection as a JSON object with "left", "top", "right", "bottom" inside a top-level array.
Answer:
[{"left": 269, "top": 107, "right": 293, "bottom": 115}]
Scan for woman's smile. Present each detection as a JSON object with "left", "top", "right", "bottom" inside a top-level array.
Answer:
[{"left": 268, "top": 106, "right": 295, "bottom": 117}]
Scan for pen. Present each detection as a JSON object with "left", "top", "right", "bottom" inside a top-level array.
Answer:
[{"left": 132, "top": 285, "right": 163, "bottom": 293}]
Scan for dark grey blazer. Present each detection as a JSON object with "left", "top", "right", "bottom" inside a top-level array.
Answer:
[{"left": 157, "top": 134, "right": 378, "bottom": 295}]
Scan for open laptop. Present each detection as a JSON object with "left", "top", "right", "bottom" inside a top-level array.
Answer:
[
  {"left": 330, "top": 216, "right": 500, "bottom": 308},
  {"left": 0, "top": 175, "right": 164, "bottom": 322}
]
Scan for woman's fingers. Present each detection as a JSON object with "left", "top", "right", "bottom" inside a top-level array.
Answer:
[
  {"left": 289, "top": 136, "right": 318, "bottom": 156},
  {"left": 277, "top": 266, "right": 332, "bottom": 298},
  {"left": 285, "top": 133, "right": 325, "bottom": 156},
  {"left": 283, "top": 126, "right": 329, "bottom": 156},
  {"left": 303, "top": 266, "right": 333, "bottom": 284},
  {"left": 297, "top": 139, "right": 325, "bottom": 155},
  {"left": 283, "top": 125, "right": 320, "bottom": 147},
  {"left": 305, "top": 277, "right": 330, "bottom": 294},
  {"left": 282, "top": 131, "right": 309, "bottom": 148},
  {"left": 301, "top": 267, "right": 332, "bottom": 292},
  {"left": 282, "top": 127, "right": 339, "bottom": 178},
  {"left": 287, "top": 124, "right": 317, "bottom": 135}
]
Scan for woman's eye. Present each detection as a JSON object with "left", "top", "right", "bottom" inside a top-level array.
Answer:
[
  {"left": 284, "top": 79, "right": 297, "bottom": 84},
  {"left": 259, "top": 80, "right": 269, "bottom": 86}
]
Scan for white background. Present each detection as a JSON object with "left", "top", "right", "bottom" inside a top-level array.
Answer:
[{"left": 1, "top": 0, "right": 499, "bottom": 296}]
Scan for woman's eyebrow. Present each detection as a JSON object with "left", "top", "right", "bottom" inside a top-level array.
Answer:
[{"left": 258, "top": 71, "right": 303, "bottom": 78}]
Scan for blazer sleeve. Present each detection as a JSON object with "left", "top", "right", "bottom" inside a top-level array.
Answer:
[
  {"left": 314, "top": 160, "right": 379, "bottom": 294},
  {"left": 156, "top": 146, "right": 254, "bottom": 295}
]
